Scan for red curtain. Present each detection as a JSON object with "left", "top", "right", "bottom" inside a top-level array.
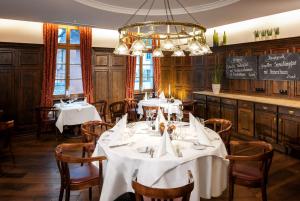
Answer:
[
  {"left": 40, "top": 23, "right": 58, "bottom": 107},
  {"left": 152, "top": 35, "right": 161, "bottom": 92},
  {"left": 125, "top": 34, "right": 136, "bottom": 99},
  {"left": 79, "top": 26, "right": 94, "bottom": 103}
]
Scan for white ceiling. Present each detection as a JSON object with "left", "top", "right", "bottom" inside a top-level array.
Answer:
[{"left": 0, "top": 0, "right": 299, "bottom": 30}]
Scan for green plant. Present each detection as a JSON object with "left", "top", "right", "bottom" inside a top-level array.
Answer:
[
  {"left": 267, "top": 29, "right": 273, "bottom": 36},
  {"left": 254, "top": 30, "right": 260, "bottom": 38},
  {"left": 261, "top": 30, "right": 266, "bottom": 37},
  {"left": 274, "top": 27, "right": 280, "bottom": 35},
  {"left": 212, "top": 64, "right": 223, "bottom": 84}
]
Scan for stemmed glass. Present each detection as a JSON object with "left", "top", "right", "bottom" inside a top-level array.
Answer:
[{"left": 176, "top": 110, "right": 184, "bottom": 139}]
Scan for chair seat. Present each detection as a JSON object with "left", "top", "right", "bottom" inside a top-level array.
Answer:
[
  {"left": 70, "top": 164, "right": 99, "bottom": 184},
  {"left": 233, "top": 163, "right": 262, "bottom": 181}
]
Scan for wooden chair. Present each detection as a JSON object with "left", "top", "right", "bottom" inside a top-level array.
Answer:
[
  {"left": 132, "top": 170, "right": 194, "bottom": 201},
  {"left": 226, "top": 141, "right": 274, "bottom": 201},
  {"left": 142, "top": 106, "right": 160, "bottom": 121},
  {"left": 35, "top": 106, "right": 58, "bottom": 139},
  {"left": 55, "top": 143, "right": 106, "bottom": 201},
  {"left": 181, "top": 101, "right": 194, "bottom": 122},
  {"left": 109, "top": 101, "right": 126, "bottom": 124},
  {"left": 92, "top": 100, "right": 107, "bottom": 123},
  {"left": 125, "top": 99, "right": 138, "bottom": 122},
  {"left": 0, "top": 120, "right": 15, "bottom": 174},
  {"left": 81, "top": 120, "right": 112, "bottom": 159},
  {"left": 204, "top": 118, "right": 232, "bottom": 153}
]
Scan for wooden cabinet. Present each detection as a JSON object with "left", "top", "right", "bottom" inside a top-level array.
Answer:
[
  {"left": 255, "top": 104, "right": 277, "bottom": 143},
  {"left": 207, "top": 96, "right": 220, "bottom": 118},
  {"left": 238, "top": 101, "right": 254, "bottom": 137},
  {"left": 193, "top": 94, "right": 206, "bottom": 119},
  {"left": 221, "top": 98, "right": 237, "bottom": 132},
  {"left": 278, "top": 107, "right": 300, "bottom": 151}
]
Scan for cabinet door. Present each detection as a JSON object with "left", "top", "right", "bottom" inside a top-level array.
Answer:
[
  {"left": 94, "top": 70, "right": 109, "bottom": 102},
  {"left": 238, "top": 107, "right": 254, "bottom": 137},
  {"left": 207, "top": 102, "right": 220, "bottom": 119},
  {"left": 0, "top": 70, "right": 15, "bottom": 119},
  {"left": 15, "top": 70, "right": 41, "bottom": 125},
  {"left": 109, "top": 69, "right": 126, "bottom": 104},
  {"left": 278, "top": 115, "right": 300, "bottom": 149},
  {"left": 194, "top": 101, "right": 206, "bottom": 119},
  {"left": 255, "top": 111, "right": 277, "bottom": 143},
  {"left": 221, "top": 104, "right": 237, "bottom": 132}
]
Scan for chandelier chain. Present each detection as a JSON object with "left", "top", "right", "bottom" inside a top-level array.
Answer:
[
  {"left": 122, "top": 0, "right": 148, "bottom": 27},
  {"left": 144, "top": 0, "right": 155, "bottom": 22},
  {"left": 175, "top": 0, "right": 200, "bottom": 24}
]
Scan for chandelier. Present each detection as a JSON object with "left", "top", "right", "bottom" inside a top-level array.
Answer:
[{"left": 113, "top": 0, "right": 212, "bottom": 57}]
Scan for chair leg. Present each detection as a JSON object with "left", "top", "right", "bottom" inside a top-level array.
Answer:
[
  {"left": 65, "top": 187, "right": 70, "bottom": 201},
  {"left": 261, "top": 185, "right": 267, "bottom": 201},
  {"left": 89, "top": 187, "right": 92, "bottom": 201},
  {"left": 228, "top": 179, "right": 234, "bottom": 201},
  {"left": 81, "top": 147, "right": 86, "bottom": 166},
  {"left": 58, "top": 185, "right": 64, "bottom": 201}
]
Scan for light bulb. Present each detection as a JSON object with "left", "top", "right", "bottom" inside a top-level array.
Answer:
[
  {"left": 172, "top": 47, "right": 185, "bottom": 57},
  {"left": 188, "top": 38, "right": 202, "bottom": 51},
  {"left": 113, "top": 40, "right": 129, "bottom": 55},
  {"left": 130, "top": 38, "right": 146, "bottom": 51},
  {"left": 162, "top": 37, "right": 175, "bottom": 51}
]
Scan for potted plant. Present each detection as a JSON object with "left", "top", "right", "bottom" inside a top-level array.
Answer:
[
  {"left": 274, "top": 27, "right": 280, "bottom": 39},
  {"left": 267, "top": 29, "right": 273, "bottom": 39},
  {"left": 212, "top": 64, "right": 222, "bottom": 94},
  {"left": 260, "top": 30, "right": 266, "bottom": 40},
  {"left": 254, "top": 30, "right": 260, "bottom": 41}
]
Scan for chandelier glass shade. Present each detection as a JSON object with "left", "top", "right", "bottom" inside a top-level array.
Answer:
[{"left": 114, "top": 0, "right": 212, "bottom": 57}]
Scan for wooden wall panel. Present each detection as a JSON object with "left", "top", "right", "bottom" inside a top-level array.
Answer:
[
  {"left": 94, "top": 70, "right": 109, "bottom": 102},
  {"left": 110, "top": 69, "right": 126, "bottom": 103}
]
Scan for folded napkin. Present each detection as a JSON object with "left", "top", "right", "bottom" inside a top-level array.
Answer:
[
  {"left": 155, "top": 129, "right": 177, "bottom": 158},
  {"left": 159, "top": 91, "right": 166, "bottom": 99},
  {"left": 155, "top": 109, "right": 166, "bottom": 130},
  {"left": 144, "top": 92, "right": 148, "bottom": 100},
  {"left": 194, "top": 118, "right": 212, "bottom": 146},
  {"left": 83, "top": 97, "right": 87, "bottom": 103},
  {"left": 60, "top": 99, "right": 66, "bottom": 107},
  {"left": 109, "top": 114, "right": 128, "bottom": 143},
  {"left": 189, "top": 112, "right": 197, "bottom": 132}
]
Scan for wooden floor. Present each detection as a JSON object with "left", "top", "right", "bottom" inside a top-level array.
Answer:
[{"left": 0, "top": 133, "right": 300, "bottom": 201}]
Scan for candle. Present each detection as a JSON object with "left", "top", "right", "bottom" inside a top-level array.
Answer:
[{"left": 168, "top": 84, "right": 171, "bottom": 98}]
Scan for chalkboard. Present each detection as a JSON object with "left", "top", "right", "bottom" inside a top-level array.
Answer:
[
  {"left": 226, "top": 56, "right": 258, "bottom": 79},
  {"left": 258, "top": 53, "right": 300, "bottom": 81}
]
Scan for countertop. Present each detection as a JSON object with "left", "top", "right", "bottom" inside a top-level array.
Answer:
[{"left": 193, "top": 91, "right": 300, "bottom": 109}]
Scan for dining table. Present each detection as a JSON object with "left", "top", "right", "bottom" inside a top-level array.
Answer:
[
  {"left": 137, "top": 98, "right": 182, "bottom": 116},
  {"left": 92, "top": 121, "right": 229, "bottom": 201},
  {"left": 54, "top": 101, "right": 101, "bottom": 133}
]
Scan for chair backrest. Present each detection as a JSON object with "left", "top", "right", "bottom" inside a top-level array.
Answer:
[
  {"left": 182, "top": 101, "right": 194, "bottom": 113},
  {"left": 109, "top": 101, "right": 126, "bottom": 123},
  {"left": 81, "top": 120, "right": 112, "bottom": 144},
  {"left": 204, "top": 118, "right": 232, "bottom": 150},
  {"left": 125, "top": 99, "right": 138, "bottom": 122},
  {"left": 142, "top": 106, "right": 160, "bottom": 119},
  {"left": 92, "top": 100, "right": 107, "bottom": 118},
  {"left": 55, "top": 143, "right": 106, "bottom": 185},
  {"left": 228, "top": 140, "right": 274, "bottom": 183},
  {"left": 0, "top": 120, "right": 14, "bottom": 131},
  {"left": 35, "top": 107, "right": 58, "bottom": 122},
  {"left": 132, "top": 170, "right": 194, "bottom": 201}
]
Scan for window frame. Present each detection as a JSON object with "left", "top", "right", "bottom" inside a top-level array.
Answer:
[
  {"left": 54, "top": 25, "right": 83, "bottom": 98},
  {"left": 134, "top": 52, "right": 154, "bottom": 93}
]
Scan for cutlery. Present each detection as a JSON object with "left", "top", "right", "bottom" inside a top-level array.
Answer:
[
  {"left": 109, "top": 143, "right": 129, "bottom": 148},
  {"left": 193, "top": 141, "right": 215, "bottom": 148}
]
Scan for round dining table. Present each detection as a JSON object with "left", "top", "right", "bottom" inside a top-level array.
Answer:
[
  {"left": 93, "top": 121, "right": 229, "bottom": 201},
  {"left": 137, "top": 98, "right": 182, "bottom": 116}
]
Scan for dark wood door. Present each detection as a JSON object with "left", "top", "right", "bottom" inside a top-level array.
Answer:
[
  {"left": 255, "top": 110, "right": 277, "bottom": 143},
  {"left": 278, "top": 114, "right": 300, "bottom": 150},
  {"left": 0, "top": 69, "right": 15, "bottom": 119},
  {"left": 221, "top": 100, "right": 237, "bottom": 133},
  {"left": 238, "top": 101, "right": 254, "bottom": 137}
]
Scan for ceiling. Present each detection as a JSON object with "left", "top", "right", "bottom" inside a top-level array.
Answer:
[{"left": 0, "top": 0, "right": 299, "bottom": 30}]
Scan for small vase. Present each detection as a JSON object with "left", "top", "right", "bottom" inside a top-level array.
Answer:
[{"left": 212, "top": 84, "right": 221, "bottom": 94}]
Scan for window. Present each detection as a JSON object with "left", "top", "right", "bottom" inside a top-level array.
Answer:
[
  {"left": 134, "top": 53, "right": 154, "bottom": 92},
  {"left": 54, "top": 25, "right": 83, "bottom": 96}
]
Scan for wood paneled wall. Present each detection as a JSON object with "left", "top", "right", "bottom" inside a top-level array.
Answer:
[
  {"left": 92, "top": 48, "right": 126, "bottom": 108},
  {"left": 161, "top": 37, "right": 300, "bottom": 100},
  {"left": 0, "top": 43, "right": 43, "bottom": 130}
]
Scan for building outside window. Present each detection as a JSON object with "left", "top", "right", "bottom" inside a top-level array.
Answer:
[
  {"left": 134, "top": 52, "right": 154, "bottom": 92},
  {"left": 53, "top": 25, "right": 83, "bottom": 96}
]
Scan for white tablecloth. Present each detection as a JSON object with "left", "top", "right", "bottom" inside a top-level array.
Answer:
[
  {"left": 54, "top": 102, "right": 101, "bottom": 133},
  {"left": 93, "top": 121, "right": 228, "bottom": 201},
  {"left": 137, "top": 98, "right": 182, "bottom": 115}
]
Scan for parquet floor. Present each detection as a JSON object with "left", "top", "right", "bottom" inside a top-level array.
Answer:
[{"left": 0, "top": 133, "right": 300, "bottom": 201}]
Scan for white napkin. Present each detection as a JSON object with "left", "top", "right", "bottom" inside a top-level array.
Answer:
[
  {"left": 109, "top": 114, "right": 128, "bottom": 143},
  {"left": 155, "top": 129, "right": 177, "bottom": 158},
  {"left": 189, "top": 112, "right": 196, "bottom": 132},
  {"left": 159, "top": 91, "right": 166, "bottom": 99},
  {"left": 155, "top": 109, "right": 166, "bottom": 130},
  {"left": 60, "top": 99, "right": 65, "bottom": 107},
  {"left": 144, "top": 92, "right": 148, "bottom": 100},
  {"left": 194, "top": 120, "right": 212, "bottom": 146},
  {"left": 83, "top": 97, "right": 87, "bottom": 103}
]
